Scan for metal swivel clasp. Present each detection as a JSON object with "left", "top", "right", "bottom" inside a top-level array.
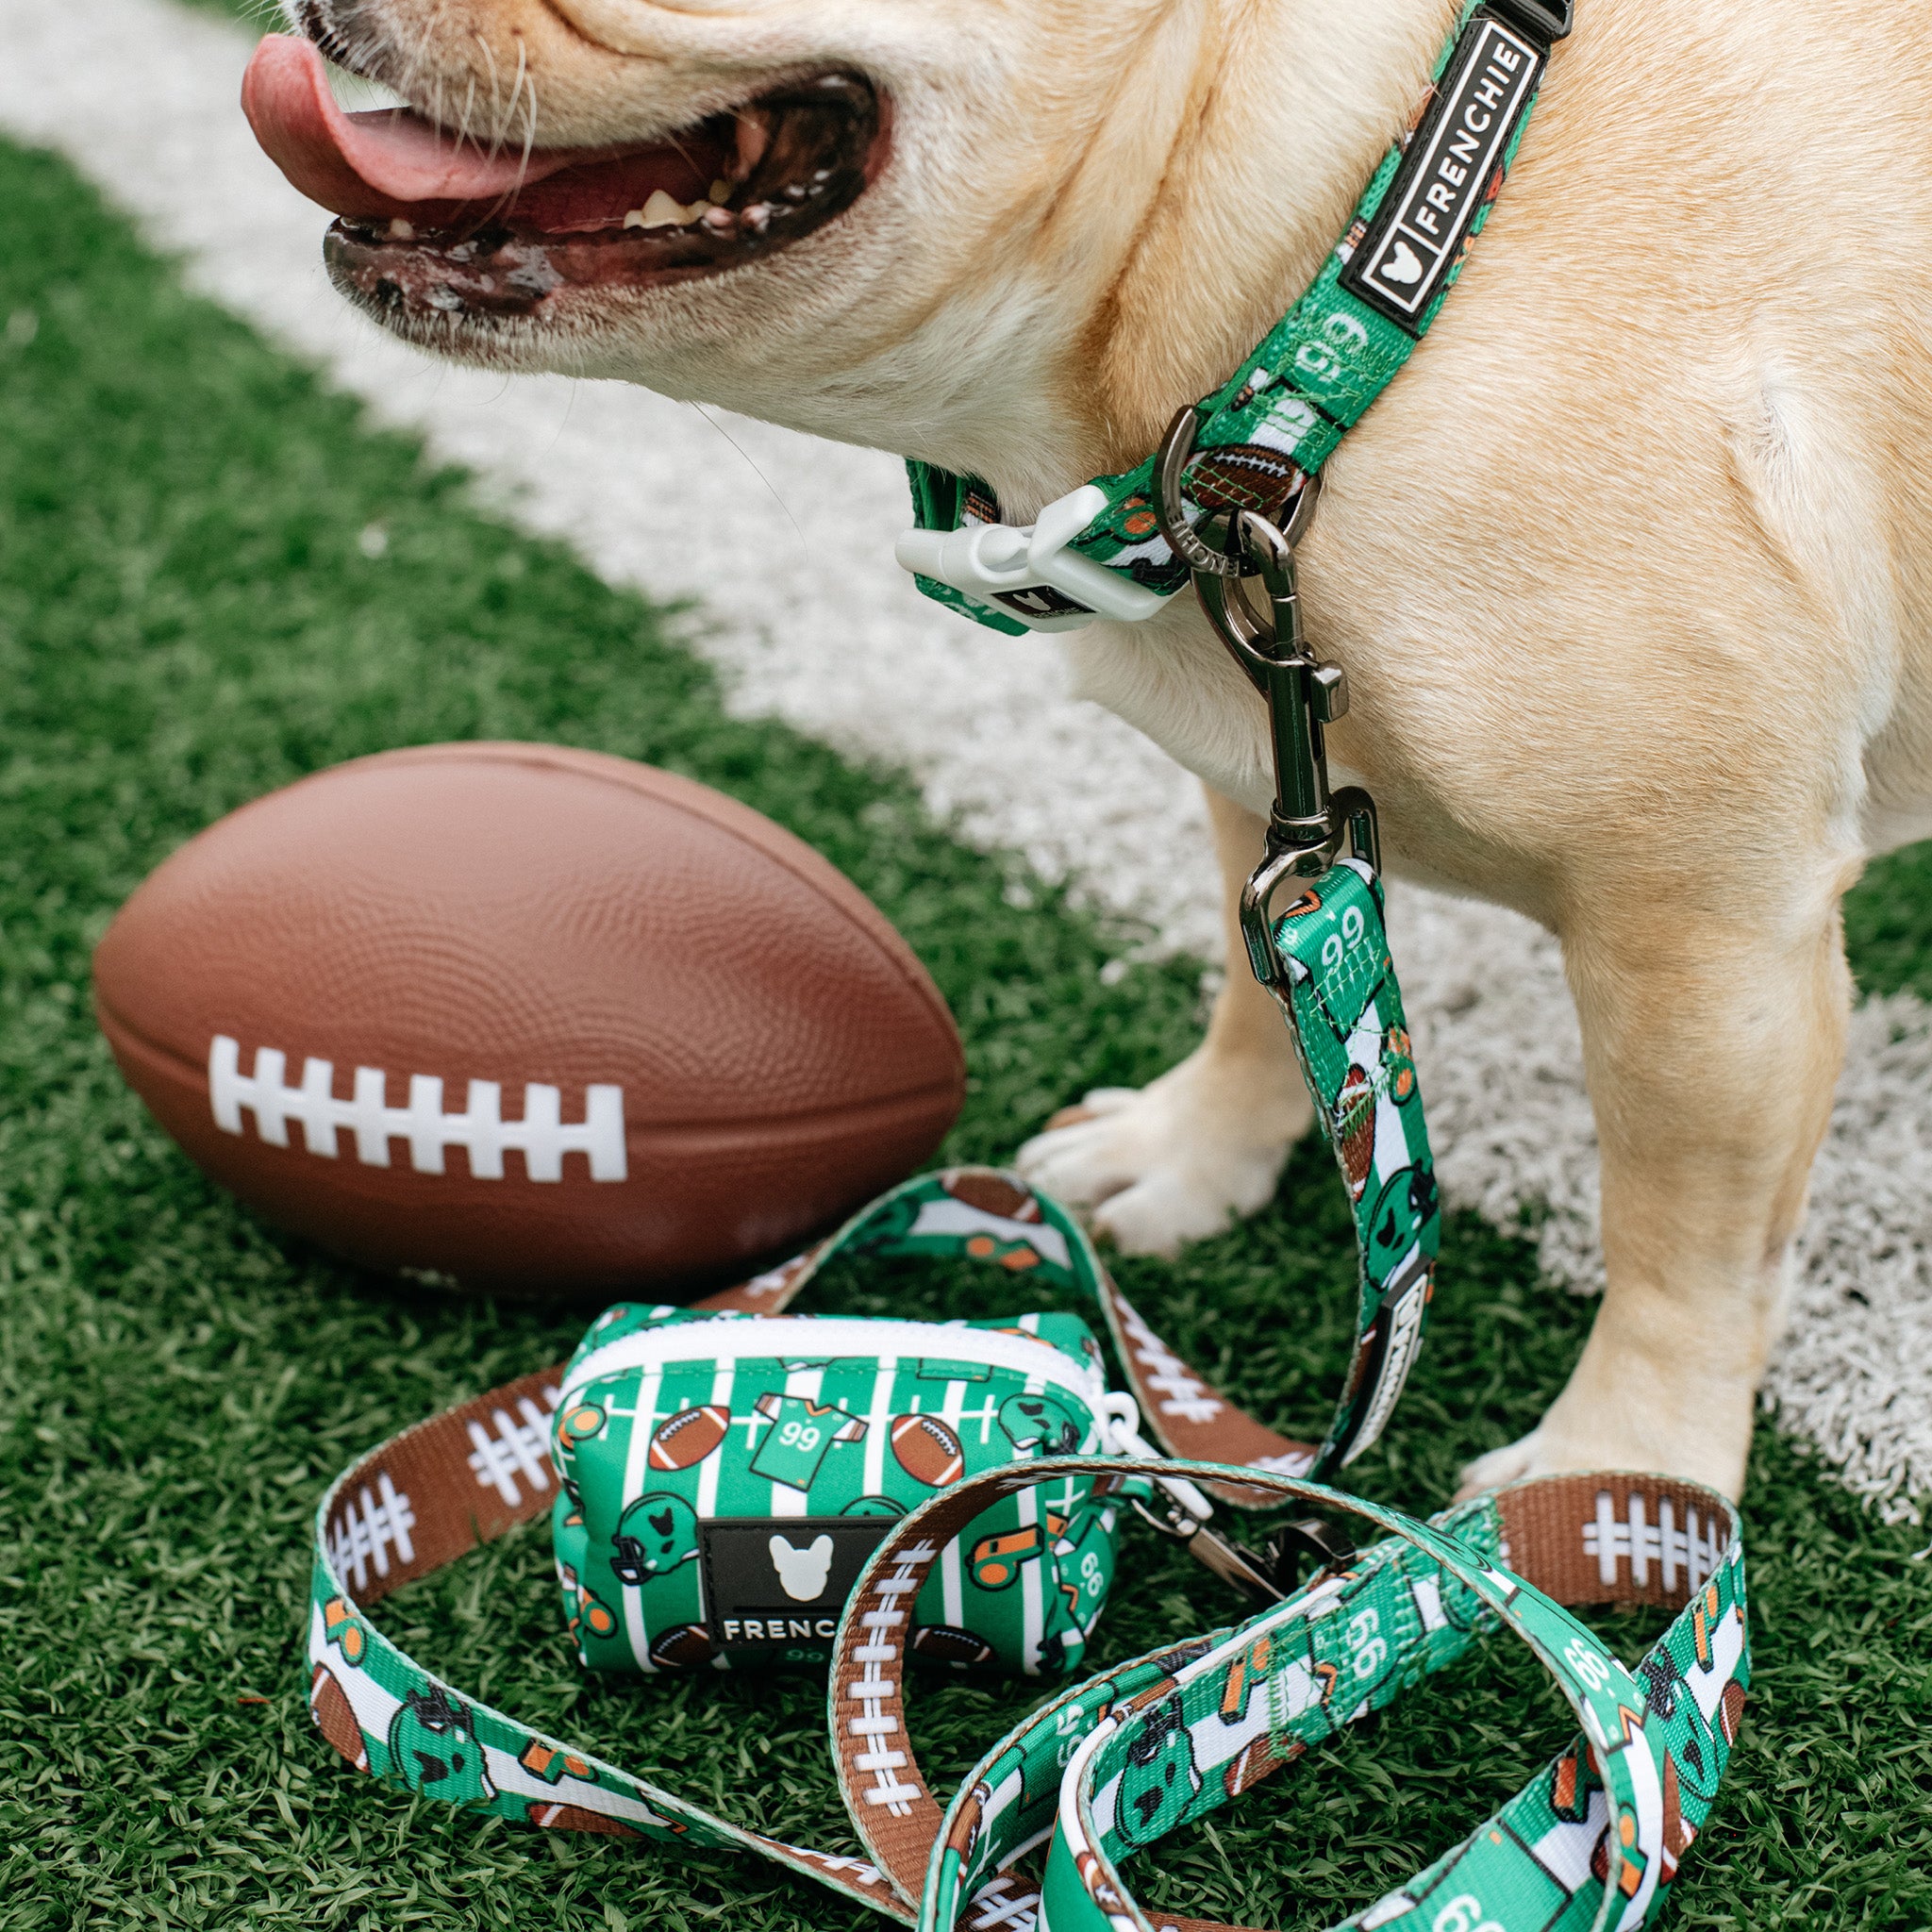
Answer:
[{"left": 1153, "top": 407, "right": 1380, "bottom": 997}]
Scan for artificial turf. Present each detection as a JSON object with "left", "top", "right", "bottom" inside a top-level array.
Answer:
[{"left": 0, "top": 129, "right": 1925, "bottom": 1932}]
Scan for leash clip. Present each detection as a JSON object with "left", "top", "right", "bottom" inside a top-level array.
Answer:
[
  {"left": 1264, "top": 1516, "right": 1359, "bottom": 1591},
  {"left": 1154, "top": 408, "right": 1381, "bottom": 997},
  {"left": 1131, "top": 1486, "right": 1357, "bottom": 1607},
  {"left": 1130, "top": 1488, "right": 1283, "bottom": 1605}
]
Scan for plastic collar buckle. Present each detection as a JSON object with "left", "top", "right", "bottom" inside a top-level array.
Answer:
[{"left": 894, "top": 484, "right": 1179, "bottom": 633}]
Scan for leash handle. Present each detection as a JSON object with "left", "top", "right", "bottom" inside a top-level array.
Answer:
[
  {"left": 811, "top": 1457, "right": 1745, "bottom": 1932},
  {"left": 307, "top": 1395, "right": 1745, "bottom": 1932}
]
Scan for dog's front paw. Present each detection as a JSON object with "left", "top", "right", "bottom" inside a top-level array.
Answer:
[
  {"left": 1454, "top": 1397, "right": 1750, "bottom": 1504},
  {"left": 1454, "top": 1430, "right": 1545, "bottom": 1501},
  {"left": 1014, "top": 1050, "right": 1307, "bottom": 1257}
]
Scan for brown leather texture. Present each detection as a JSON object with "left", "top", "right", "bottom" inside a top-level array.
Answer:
[{"left": 93, "top": 742, "right": 965, "bottom": 1294}]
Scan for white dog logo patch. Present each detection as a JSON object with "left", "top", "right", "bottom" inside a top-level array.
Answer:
[
  {"left": 768, "top": 1533, "right": 834, "bottom": 1601},
  {"left": 1382, "top": 241, "right": 1424, "bottom": 286}
]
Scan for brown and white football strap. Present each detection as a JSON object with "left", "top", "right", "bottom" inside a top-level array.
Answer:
[{"left": 307, "top": 1420, "right": 1746, "bottom": 1931}]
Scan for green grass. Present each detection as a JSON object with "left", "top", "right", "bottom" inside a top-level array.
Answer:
[{"left": 0, "top": 133, "right": 1926, "bottom": 1931}]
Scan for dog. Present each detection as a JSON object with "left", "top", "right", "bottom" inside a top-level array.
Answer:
[{"left": 243, "top": 0, "right": 1932, "bottom": 1504}]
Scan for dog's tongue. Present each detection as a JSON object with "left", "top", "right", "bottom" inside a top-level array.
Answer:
[{"left": 242, "top": 34, "right": 622, "bottom": 220}]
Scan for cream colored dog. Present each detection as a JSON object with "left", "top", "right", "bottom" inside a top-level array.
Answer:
[{"left": 245, "top": 0, "right": 1932, "bottom": 1505}]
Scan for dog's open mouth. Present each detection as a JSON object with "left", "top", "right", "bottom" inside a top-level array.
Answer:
[{"left": 242, "top": 36, "right": 884, "bottom": 325}]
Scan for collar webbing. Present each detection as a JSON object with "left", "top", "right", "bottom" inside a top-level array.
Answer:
[{"left": 900, "top": 0, "right": 1564, "bottom": 635}]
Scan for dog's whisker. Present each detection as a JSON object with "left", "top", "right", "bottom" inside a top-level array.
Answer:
[
  {"left": 486, "top": 42, "right": 527, "bottom": 162},
  {"left": 520, "top": 76, "right": 539, "bottom": 181},
  {"left": 475, "top": 31, "right": 504, "bottom": 142},
  {"left": 690, "top": 404, "right": 809, "bottom": 555}
]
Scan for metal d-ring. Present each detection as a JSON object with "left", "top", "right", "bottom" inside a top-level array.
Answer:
[
  {"left": 1153, "top": 405, "right": 1324, "bottom": 590},
  {"left": 1154, "top": 407, "right": 1239, "bottom": 576}
]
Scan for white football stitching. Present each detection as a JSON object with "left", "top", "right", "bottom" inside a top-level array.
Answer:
[{"left": 208, "top": 1034, "right": 626, "bottom": 1181}]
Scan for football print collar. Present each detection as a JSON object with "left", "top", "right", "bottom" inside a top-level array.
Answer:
[{"left": 895, "top": 0, "right": 1571, "bottom": 637}]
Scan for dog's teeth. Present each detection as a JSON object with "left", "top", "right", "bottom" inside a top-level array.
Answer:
[
  {"left": 387, "top": 217, "right": 415, "bottom": 241},
  {"left": 700, "top": 205, "right": 737, "bottom": 232},
  {"left": 708, "top": 178, "right": 730, "bottom": 205},
  {"left": 631, "top": 190, "right": 689, "bottom": 229}
]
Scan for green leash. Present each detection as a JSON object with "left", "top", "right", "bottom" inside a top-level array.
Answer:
[
  {"left": 882, "top": 1463, "right": 1746, "bottom": 1932},
  {"left": 305, "top": 1440, "right": 1747, "bottom": 1931}
]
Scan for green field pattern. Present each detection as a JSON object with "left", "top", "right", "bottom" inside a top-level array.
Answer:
[{"left": 0, "top": 133, "right": 1925, "bottom": 1931}]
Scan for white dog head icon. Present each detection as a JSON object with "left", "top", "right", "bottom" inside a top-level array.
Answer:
[{"left": 768, "top": 1533, "right": 835, "bottom": 1602}]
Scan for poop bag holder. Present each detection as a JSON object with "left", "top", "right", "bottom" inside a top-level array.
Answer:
[
  {"left": 541, "top": 864, "right": 1442, "bottom": 1677},
  {"left": 553, "top": 1058, "right": 1433, "bottom": 1677},
  {"left": 547, "top": 1170, "right": 1156, "bottom": 1678}
]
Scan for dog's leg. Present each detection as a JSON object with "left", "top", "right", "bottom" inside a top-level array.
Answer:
[
  {"left": 1014, "top": 785, "right": 1314, "bottom": 1253},
  {"left": 1458, "top": 873, "right": 1854, "bottom": 1502}
]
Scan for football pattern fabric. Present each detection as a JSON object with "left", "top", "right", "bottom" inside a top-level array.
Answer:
[
  {"left": 1269, "top": 860, "right": 1440, "bottom": 1474},
  {"left": 551, "top": 1293, "right": 1124, "bottom": 1677}
]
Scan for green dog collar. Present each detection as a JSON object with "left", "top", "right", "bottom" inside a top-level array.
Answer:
[{"left": 896, "top": 1, "right": 1566, "bottom": 635}]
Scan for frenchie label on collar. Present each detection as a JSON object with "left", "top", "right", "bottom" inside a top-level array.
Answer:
[
  {"left": 701, "top": 1516, "right": 892, "bottom": 1657},
  {"left": 1341, "top": 8, "right": 1546, "bottom": 330}
]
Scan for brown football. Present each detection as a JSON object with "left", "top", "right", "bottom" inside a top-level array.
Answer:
[
  {"left": 93, "top": 743, "right": 965, "bottom": 1294},
  {"left": 890, "top": 1413, "right": 966, "bottom": 1488},
  {"left": 647, "top": 1405, "right": 731, "bottom": 1471}
]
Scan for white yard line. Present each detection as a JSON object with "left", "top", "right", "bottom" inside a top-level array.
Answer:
[{"left": 4, "top": 0, "right": 1927, "bottom": 1515}]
